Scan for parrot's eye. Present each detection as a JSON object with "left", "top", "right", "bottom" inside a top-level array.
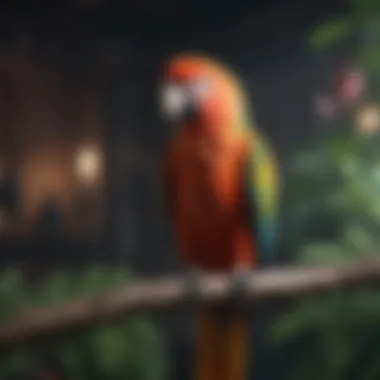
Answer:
[{"left": 189, "top": 77, "right": 210, "bottom": 97}]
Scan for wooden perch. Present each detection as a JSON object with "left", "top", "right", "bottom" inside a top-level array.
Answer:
[{"left": 1, "top": 260, "right": 380, "bottom": 348}]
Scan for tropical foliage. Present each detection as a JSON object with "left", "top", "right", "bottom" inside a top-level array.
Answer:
[
  {"left": 272, "top": 0, "right": 380, "bottom": 374},
  {"left": 0, "top": 266, "right": 167, "bottom": 380}
]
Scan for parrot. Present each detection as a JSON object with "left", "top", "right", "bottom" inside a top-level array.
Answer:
[{"left": 158, "top": 53, "right": 279, "bottom": 380}]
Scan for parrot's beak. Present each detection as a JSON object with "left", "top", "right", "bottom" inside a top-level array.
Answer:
[{"left": 158, "top": 83, "right": 196, "bottom": 123}]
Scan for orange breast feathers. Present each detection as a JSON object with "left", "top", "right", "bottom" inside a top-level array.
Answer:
[{"left": 163, "top": 128, "right": 257, "bottom": 272}]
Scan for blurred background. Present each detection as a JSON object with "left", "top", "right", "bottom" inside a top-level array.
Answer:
[{"left": 1, "top": 0, "right": 380, "bottom": 379}]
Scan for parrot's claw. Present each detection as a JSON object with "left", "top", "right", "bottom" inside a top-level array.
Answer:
[
  {"left": 229, "top": 268, "right": 252, "bottom": 313},
  {"left": 183, "top": 269, "right": 203, "bottom": 307}
]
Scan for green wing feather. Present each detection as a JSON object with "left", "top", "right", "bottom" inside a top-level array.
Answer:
[{"left": 243, "top": 131, "right": 279, "bottom": 264}]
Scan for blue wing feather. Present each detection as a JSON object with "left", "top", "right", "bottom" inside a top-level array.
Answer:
[{"left": 243, "top": 133, "right": 279, "bottom": 264}]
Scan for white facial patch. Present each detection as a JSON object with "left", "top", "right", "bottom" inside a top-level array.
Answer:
[{"left": 158, "top": 84, "right": 190, "bottom": 122}]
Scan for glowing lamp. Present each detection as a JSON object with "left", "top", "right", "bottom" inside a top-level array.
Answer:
[{"left": 74, "top": 145, "right": 102, "bottom": 185}]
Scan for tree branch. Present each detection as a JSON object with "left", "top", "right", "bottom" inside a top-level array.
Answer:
[{"left": 1, "top": 260, "right": 380, "bottom": 348}]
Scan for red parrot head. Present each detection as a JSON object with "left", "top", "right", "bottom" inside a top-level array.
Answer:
[{"left": 158, "top": 53, "right": 248, "bottom": 134}]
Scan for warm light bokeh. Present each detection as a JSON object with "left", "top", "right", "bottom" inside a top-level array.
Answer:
[
  {"left": 355, "top": 104, "right": 380, "bottom": 135},
  {"left": 74, "top": 145, "right": 103, "bottom": 186}
]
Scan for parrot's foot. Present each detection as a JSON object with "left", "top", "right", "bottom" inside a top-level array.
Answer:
[
  {"left": 183, "top": 268, "right": 203, "bottom": 308},
  {"left": 228, "top": 267, "right": 252, "bottom": 313}
]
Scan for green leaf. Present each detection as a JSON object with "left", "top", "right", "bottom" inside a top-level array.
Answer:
[
  {"left": 309, "top": 18, "right": 353, "bottom": 51},
  {"left": 0, "top": 268, "right": 26, "bottom": 319},
  {"left": 358, "top": 46, "right": 380, "bottom": 74},
  {"left": 349, "top": 0, "right": 380, "bottom": 15},
  {"left": 342, "top": 224, "right": 378, "bottom": 252},
  {"left": 297, "top": 243, "right": 348, "bottom": 265}
]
